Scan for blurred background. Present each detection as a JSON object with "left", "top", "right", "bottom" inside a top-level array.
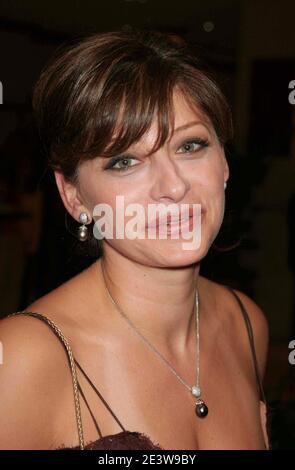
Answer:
[{"left": 0, "top": 0, "right": 294, "bottom": 449}]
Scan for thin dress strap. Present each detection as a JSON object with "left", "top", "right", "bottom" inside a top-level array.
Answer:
[
  {"left": 225, "top": 287, "right": 267, "bottom": 404},
  {"left": 4, "top": 310, "right": 85, "bottom": 450},
  {"left": 5, "top": 310, "right": 126, "bottom": 443},
  {"left": 76, "top": 381, "right": 104, "bottom": 439},
  {"left": 74, "top": 359, "right": 126, "bottom": 433}
]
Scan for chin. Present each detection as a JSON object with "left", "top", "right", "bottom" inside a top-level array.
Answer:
[{"left": 147, "top": 237, "right": 209, "bottom": 267}]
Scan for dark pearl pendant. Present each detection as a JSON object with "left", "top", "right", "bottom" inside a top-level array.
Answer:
[{"left": 195, "top": 399, "right": 208, "bottom": 418}]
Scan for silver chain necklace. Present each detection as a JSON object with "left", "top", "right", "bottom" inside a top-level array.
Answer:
[{"left": 100, "top": 259, "right": 208, "bottom": 418}]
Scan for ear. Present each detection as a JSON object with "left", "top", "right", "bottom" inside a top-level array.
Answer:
[
  {"left": 54, "top": 171, "right": 89, "bottom": 223},
  {"left": 221, "top": 148, "right": 230, "bottom": 182}
]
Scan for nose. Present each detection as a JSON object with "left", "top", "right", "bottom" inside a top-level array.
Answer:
[{"left": 149, "top": 153, "right": 190, "bottom": 202}]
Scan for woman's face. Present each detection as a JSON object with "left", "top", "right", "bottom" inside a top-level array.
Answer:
[{"left": 58, "top": 88, "right": 229, "bottom": 268}]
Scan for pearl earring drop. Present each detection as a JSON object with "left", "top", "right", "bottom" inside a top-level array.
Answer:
[{"left": 78, "top": 212, "right": 89, "bottom": 241}]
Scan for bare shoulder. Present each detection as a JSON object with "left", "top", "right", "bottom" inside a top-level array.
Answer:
[
  {"left": 0, "top": 263, "right": 100, "bottom": 450},
  {"left": 0, "top": 312, "right": 74, "bottom": 449},
  {"left": 24, "top": 260, "right": 97, "bottom": 324},
  {"left": 227, "top": 286, "right": 269, "bottom": 341},
  {"left": 200, "top": 276, "right": 269, "bottom": 380},
  {"left": 227, "top": 285, "right": 270, "bottom": 379}
]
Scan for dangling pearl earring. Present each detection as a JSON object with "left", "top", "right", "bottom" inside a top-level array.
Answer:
[
  {"left": 78, "top": 212, "right": 90, "bottom": 242},
  {"left": 224, "top": 181, "right": 227, "bottom": 190}
]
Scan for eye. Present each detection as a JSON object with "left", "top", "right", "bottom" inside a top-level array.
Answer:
[
  {"left": 104, "top": 155, "right": 139, "bottom": 172},
  {"left": 177, "top": 138, "right": 209, "bottom": 154},
  {"left": 104, "top": 137, "right": 209, "bottom": 172}
]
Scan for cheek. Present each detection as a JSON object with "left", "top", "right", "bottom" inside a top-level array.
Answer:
[
  {"left": 204, "top": 153, "right": 224, "bottom": 181},
  {"left": 199, "top": 165, "right": 225, "bottom": 228},
  {"left": 90, "top": 184, "right": 145, "bottom": 234},
  {"left": 197, "top": 162, "right": 223, "bottom": 203}
]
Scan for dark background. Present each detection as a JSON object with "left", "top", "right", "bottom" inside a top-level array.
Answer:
[{"left": 0, "top": 0, "right": 295, "bottom": 449}]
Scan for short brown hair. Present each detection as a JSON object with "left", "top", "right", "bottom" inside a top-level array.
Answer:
[{"left": 33, "top": 28, "right": 233, "bottom": 183}]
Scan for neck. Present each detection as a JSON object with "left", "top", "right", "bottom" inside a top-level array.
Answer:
[{"left": 91, "top": 246, "right": 201, "bottom": 358}]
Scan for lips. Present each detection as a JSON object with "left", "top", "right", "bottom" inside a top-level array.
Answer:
[{"left": 146, "top": 206, "right": 204, "bottom": 230}]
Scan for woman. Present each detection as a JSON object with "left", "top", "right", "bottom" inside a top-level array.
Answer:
[{"left": 0, "top": 29, "right": 271, "bottom": 450}]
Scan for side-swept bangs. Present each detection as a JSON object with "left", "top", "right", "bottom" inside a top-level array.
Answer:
[{"left": 33, "top": 29, "right": 233, "bottom": 183}]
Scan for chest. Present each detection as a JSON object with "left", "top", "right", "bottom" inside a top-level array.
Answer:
[{"left": 53, "top": 337, "right": 266, "bottom": 450}]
